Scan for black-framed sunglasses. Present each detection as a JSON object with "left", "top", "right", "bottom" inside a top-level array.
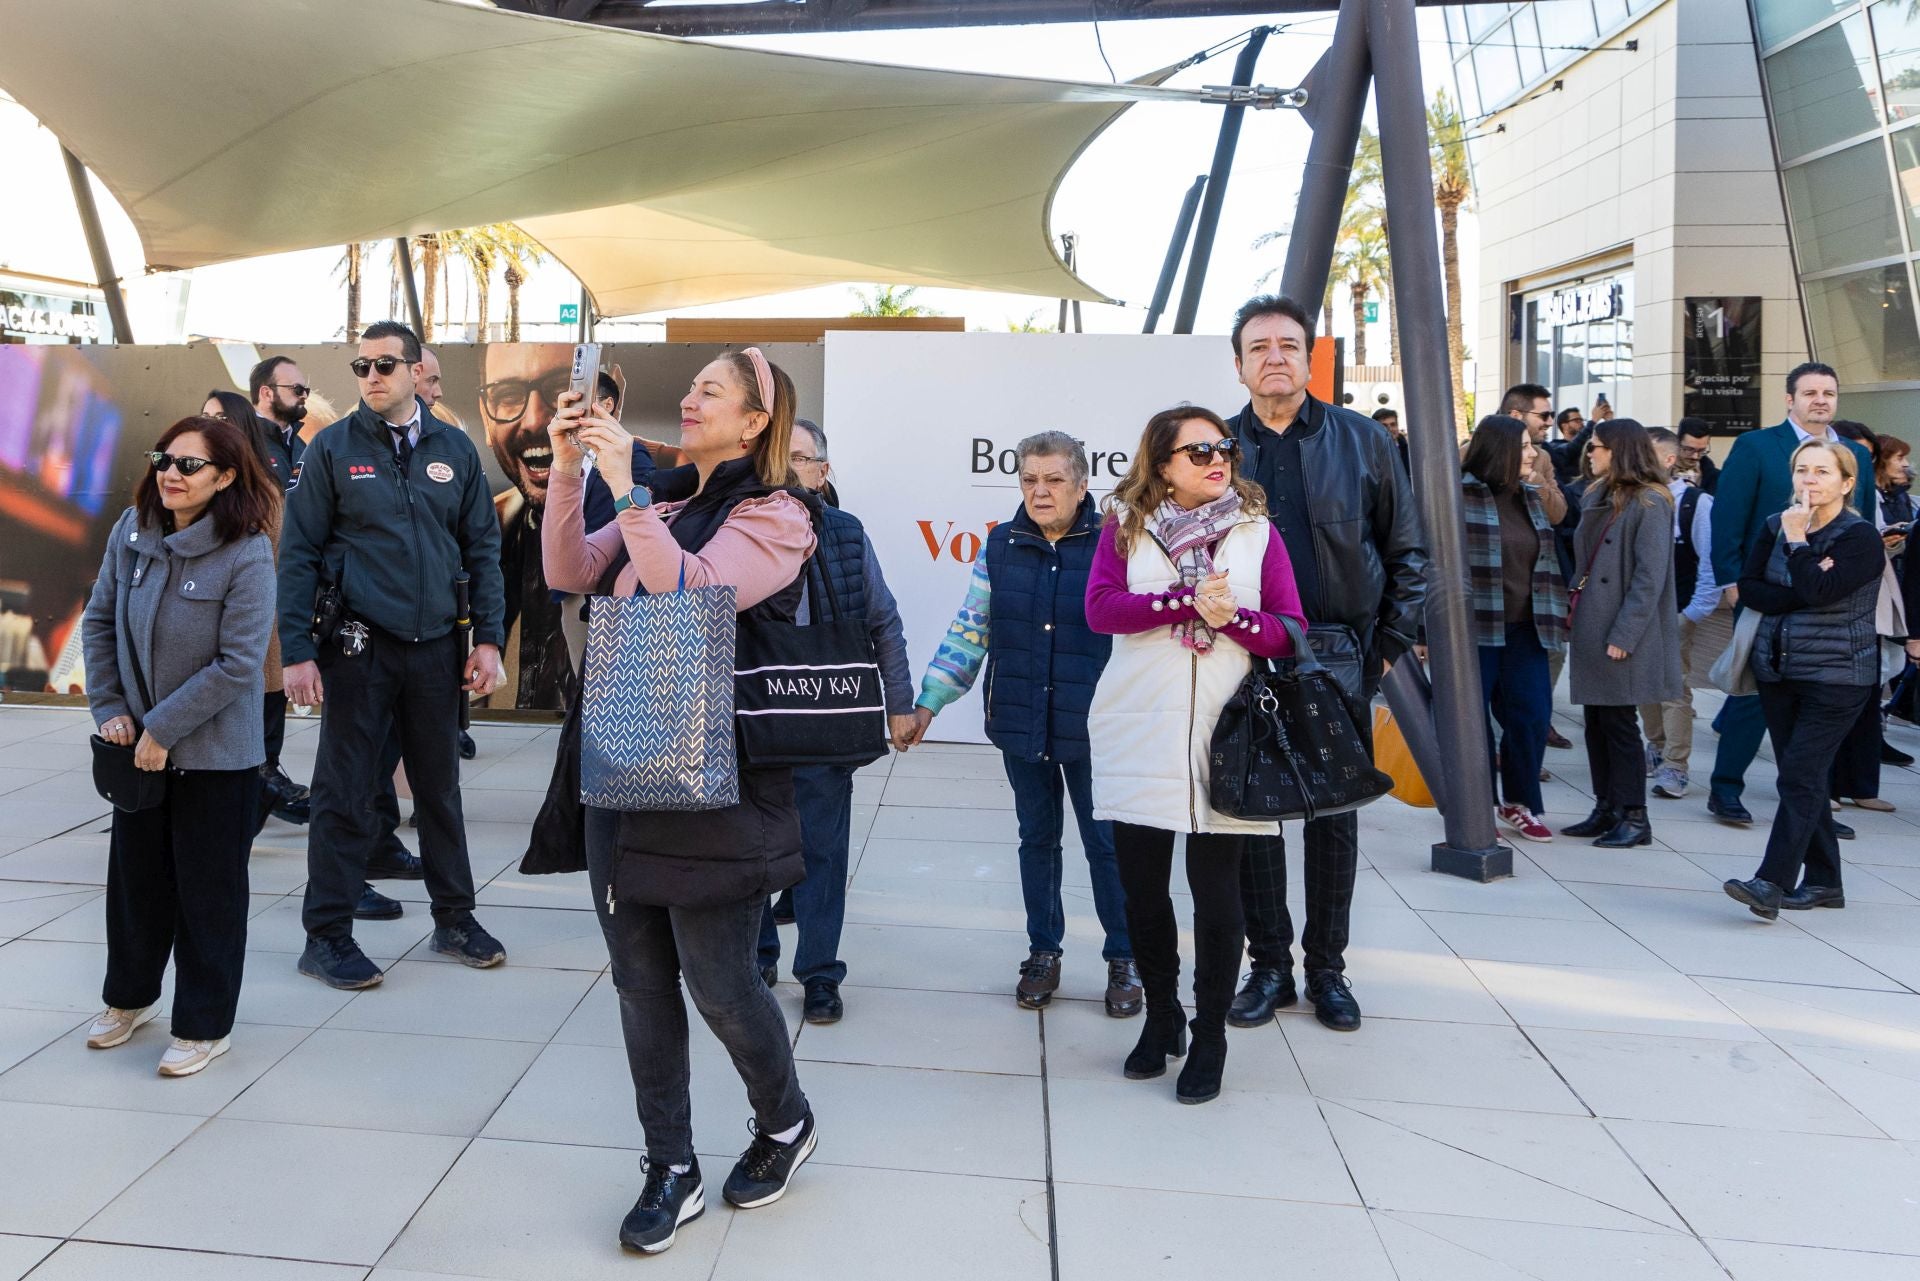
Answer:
[
  {"left": 349, "top": 356, "right": 410, "bottom": 379},
  {"left": 1172, "top": 438, "right": 1240, "bottom": 466},
  {"left": 147, "top": 451, "right": 215, "bottom": 476},
  {"left": 480, "top": 369, "right": 571, "bottom": 425},
  {"left": 272, "top": 382, "right": 311, "bottom": 398}
]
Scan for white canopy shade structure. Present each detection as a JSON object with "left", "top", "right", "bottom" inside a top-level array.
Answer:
[{"left": 0, "top": 0, "right": 1207, "bottom": 315}]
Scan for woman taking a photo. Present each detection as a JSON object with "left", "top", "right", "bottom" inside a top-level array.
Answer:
[
  {"left": 543, "top": 348, "right": 817, "bottom": 1254},
  {"left": 1724, "top": 440, "right": 1886, "bottom": 919},
  {"left": 1086, "top": 406, "right": 1306, "bottom": 1105},
  {"left": 1561, "top": 419, "right": 1682, "bottom": 848},
  {"left": 1460, "top": 415, "right": 1568, "bottom": 843},
  {"left": 81, "top": 416, "right": 279, "bottom": 1077}
]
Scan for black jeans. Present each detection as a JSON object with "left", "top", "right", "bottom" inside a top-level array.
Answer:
[
  {"left": 1757, "top": 680, "right": 1875, "bottom": 892},
  {"left": 1240, "top": 812, "right": 1359, "bottom": 975},
  {"left": 586, "top": 806, "right": 809, "bottom": 1166},
  {"left": 758, "top": 764, "right": 856, "bottom": 984},
  {"left": 1113, "top": 823, "right": 1245, "bottom": 1036},
  {"left": 1829, "top": 687, "right": 1883, "bottom": 801},
  {"left": 302, "top": 631, "right": 476, "bottom": 939},
  {"left": 262, "top": 690, "right": 287, "bottom": 770},
  {"left": 1583, "top": 703, "right": 1645, "bottom": 810},
  {"left": 104, "top": 767, "right": 260, "bottom": 1040}
]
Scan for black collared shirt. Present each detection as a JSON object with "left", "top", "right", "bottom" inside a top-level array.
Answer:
[{"left": 1243, "top": 404, "right": 1325, "bottom": 619}]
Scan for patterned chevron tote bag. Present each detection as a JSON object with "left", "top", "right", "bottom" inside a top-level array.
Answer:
[{"left": 579, "top": 573, "right": 741, "bottom": 812}]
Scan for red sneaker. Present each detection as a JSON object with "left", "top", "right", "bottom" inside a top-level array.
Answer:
[{"left": 1497, "top": 804, "right": 1554, "bottom": 843}]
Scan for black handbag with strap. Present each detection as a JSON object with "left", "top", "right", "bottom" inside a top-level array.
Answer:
[
  {"left": 1208, "top": 615, "right": 1393, "bottom": 822},
  {"left": 90, "top": 634, "right": 167, "bottom": 813},
  {"left": 733, "top": 552, "right": 889, "bottom": 769}
]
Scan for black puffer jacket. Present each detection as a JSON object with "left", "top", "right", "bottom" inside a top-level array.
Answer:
[{"left": 1740, "top": 510, "right": 1884, "bottom": 687}]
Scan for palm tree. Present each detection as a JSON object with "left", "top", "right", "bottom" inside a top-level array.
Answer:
[
  {"left": 1334, "top": 207, "right": 1389, "bottom": 366},
  {"left": 850, "top": 284, "right": 936, "bottom": 317},
  {"left": 498, "top": 229, "right": 548, "bottom": 342},
  {"left": 1430, "top": 88, "right": 1474, "bottom": 438},
  {"left": 336, "top": 242, "right": 364, "bottom": 339},
  {"left": 409, "top": 233, "right": 442, "bottom": 341}
]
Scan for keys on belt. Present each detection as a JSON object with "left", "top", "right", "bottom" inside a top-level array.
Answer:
[{"left": 338, "top": 620, "right": 370, "bottom": 657}]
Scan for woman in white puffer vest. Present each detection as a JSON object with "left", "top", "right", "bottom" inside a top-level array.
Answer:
[{"left": 1085, "top": 406, "right": 1307, "bottom": 1104}]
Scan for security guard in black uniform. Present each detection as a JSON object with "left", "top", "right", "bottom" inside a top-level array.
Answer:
[{"left": 279, "top": 322, "right": 509, "bottom": 990}]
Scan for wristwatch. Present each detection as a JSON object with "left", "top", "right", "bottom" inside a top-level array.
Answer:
[{"left": 612, "top": 485, "right": 652, "bottom": 515}]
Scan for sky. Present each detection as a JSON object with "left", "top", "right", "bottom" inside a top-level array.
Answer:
[{"left": 0, "top": 6, "right": 1476, "bottom": 354}]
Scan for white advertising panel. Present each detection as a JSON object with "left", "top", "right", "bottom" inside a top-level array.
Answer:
[{"left": 824, "top": 332, "right": 1251, "bottom": 744}]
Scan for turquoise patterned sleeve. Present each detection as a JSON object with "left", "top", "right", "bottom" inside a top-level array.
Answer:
[{"left": 915, "top": 546, "right": 992, "bottom": 713}]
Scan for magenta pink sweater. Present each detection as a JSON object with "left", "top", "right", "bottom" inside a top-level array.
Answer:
[{"left": 1083, "top": 519, "right": 1306, "bottom": 658}]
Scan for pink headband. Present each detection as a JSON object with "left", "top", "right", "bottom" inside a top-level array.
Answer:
[{"left": 741, "top": 347, "right": 775, "bottom": 416}]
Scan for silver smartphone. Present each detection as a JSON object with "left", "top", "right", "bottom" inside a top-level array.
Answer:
[{"left": 568, "top": 342, "right": 602, "bottom": 467}]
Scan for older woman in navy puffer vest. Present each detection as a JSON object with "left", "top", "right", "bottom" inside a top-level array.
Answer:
[
  {"left": 905, "top": 432, "right": 1139, "bottom": 1018},
  {"left": 1724, "top": 440, "right": 1889, "bottom": 921}
]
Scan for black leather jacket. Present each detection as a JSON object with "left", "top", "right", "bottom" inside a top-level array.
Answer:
[{"left": 1230, "top": 396, "right": 1427, "bottom": 673}]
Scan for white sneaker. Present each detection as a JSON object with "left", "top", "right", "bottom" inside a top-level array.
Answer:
[
  {"left": 157, "top": 1036, "right": 231, "bottom": 1078},
  {"left": 86, "top": 1005, "right": 158, "bottom": 1049}
]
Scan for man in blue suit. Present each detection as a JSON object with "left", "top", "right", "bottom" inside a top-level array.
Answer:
[{"left": 1705, "top": 361, "right": 1876, "bottom": 824}]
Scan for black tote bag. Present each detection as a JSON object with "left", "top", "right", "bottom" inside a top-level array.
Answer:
[
  {"left": 1209, "top": 615, "right": 1393, "bottom": 823},
  {"left": 734, "top": 556, "right": 888, "bottom": 768}
]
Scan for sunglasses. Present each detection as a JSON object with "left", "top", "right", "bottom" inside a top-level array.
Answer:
[
  {"left": 480, "top": 369, "right": 571, "bottom": 425},
  {"left": 349, "top": 356, "right": 411, "bottom": 379},
  {"left": 271, "top": 382, "right": 311, "bottom": 398},
  {"left": 1172, "top": 438, "right": 1240, "bottom": 465},
  {"left": 148, "top": 452, "right": 215, "bottom": 476}
]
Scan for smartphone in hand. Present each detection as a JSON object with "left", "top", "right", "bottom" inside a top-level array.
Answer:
[{"left": 568, "top": 343, "right": 602, "bottom": 466}]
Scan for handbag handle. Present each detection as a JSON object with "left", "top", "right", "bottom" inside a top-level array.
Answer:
[{"left": 1255, "top": 614, "right": 1325, "bottom": 678}]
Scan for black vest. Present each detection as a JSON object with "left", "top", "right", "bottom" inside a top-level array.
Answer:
[
  {"left": 1753, "top": 512, "right": 1882, "bottom": 687},
  {"left": 805, "top": 505, "right": 871, "bottom": 623}
]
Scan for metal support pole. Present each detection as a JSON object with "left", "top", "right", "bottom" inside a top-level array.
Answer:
[
  {"left": 59, "top": 147, "right": 132, "bottom": 344},
  {"left": 1367, "top": 0, "right": 1505, "bottom": 879},
  {"left": 1278, "top": 1, "right": 1371, "bottom": 312},
  {"left": 395, "top": 237, "right": 427, "bottom": 339},
  {"left": 579, "top": 285, "right": 594, "bottom": 341},
  {"left": 1172, "top": 25, "right": 1268, "bottom": 334},
  {"left": 1143, "top": 175, "right": 1207, "bottom": 334}
]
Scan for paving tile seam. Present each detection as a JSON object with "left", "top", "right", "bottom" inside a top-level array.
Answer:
[{"left": 1049, "top": 1178, "right": 1365, "bottom": 1209}]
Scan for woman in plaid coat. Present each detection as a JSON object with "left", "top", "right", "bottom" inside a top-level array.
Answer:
[{"left": 1461, "top": 416, "right": 1569, "bottom": 843}]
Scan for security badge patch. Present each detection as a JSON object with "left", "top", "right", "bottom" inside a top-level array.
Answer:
[{"left": 426, "top": 461, "right": 454, "bottom": 483}]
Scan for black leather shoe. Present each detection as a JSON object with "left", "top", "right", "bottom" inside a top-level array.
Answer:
[
  {"left": 431, "top": 913, "right": 506, "bottom": 968},
  {"left": 1227, "top": 967, "right": 1298, "bottom": 1027},
  {"left": 802, "top": 978, "right": 843, "bottom": 1024},
  {"left": 1833, "top": 819, "right": 1857, "bottom": 841},
  {"left": 760, "top": 964, "right": 779, "bottom": 988},
  {"left": 1123, "top": 1005, "right": 1188, "bottom": 1080},
  {"left": 459, "top": 731, "right": 478, "bottom": 761},
  {"left": 1707, "top": 795, "right": 1754, "bottom": 825},
  {"left": 1306, "top": 969, "right": 1362, "bottom": 1032},
  {"left": 1593, "top": 806, "right": 1652, "bottom": 848},
  {"left": 1561, "top": 806, "right": 1620, "bottom": 838},
  {"left": 353, "top": 883, "right": 402, "bottom": 920},
  {"left": 771, "top": 890, "right": 796, "bottom": 926},
  {"left": 1781, "top": 884, "right": 1846, "bottom": 910},
  {"left": 1723, "top": 877, "right": 1784, "bottom": 921},
  {"left": 619, "top": 1157, "right": 704, "bottom": 1254},
  {"left": 1883, "top": 741, "right": 1915, "bottom": 767},
  {"left": 366, "top": 847, "right": 425, "bottom": 880},
  {"left": 262, "top": 765, "right": 311, "bottom": 825},
  {"left": 1175, "top": 1024, "right": 1227, "bottom": 1104}
]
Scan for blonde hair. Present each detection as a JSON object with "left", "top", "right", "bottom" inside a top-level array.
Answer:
[{"left": 1790, "top": 438, "right": 1858, "bottom": 497}]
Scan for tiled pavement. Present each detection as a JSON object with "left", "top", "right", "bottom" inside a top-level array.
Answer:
[{"left": 2, "top": 694, "right": 1920, "bottom": 1279}]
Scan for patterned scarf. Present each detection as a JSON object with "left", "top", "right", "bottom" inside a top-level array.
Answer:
[{"left": 1149, "top": 490, "right": 1244, "bottom": 652}]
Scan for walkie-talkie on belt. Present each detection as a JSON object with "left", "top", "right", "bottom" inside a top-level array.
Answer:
[{"left": 455, "top": 570, "right": 474, "bottom": 731}]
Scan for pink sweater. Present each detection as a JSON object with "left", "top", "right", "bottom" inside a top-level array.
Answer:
[
  {"left": 541, "top": 466, "right": 815, "bottom": 607},
  {"left": 1084, "top": 519, "right": 1305, "bottom": 658}
]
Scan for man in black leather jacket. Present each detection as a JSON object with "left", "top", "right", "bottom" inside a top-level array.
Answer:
[{"left": 1221, "top": 294, "right": 1427, "bottom": 1035}]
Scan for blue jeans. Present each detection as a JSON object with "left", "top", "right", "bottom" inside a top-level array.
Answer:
[
  {"left": 1001, "top": 754, "right": 1130, "bottom": 960},
  {"left": 1478, "top": 624, "right": 1551, "bottom": 815},
  {"left": 758, "top": 764, "right": 854, "bottom": 984},
  {"left": 1710, "top": 693, "right": 1768, "bottom": 802}
]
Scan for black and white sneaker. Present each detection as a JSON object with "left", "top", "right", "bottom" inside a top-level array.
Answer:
[
  {"left": 619, "top": 1157, "right": 704, "bottom": 1254},
  {"left": 430, "top": 914, "right": 506, "bottom": 968},
  {"left": 722, "top": 1111, "right": 817, "bottom": 1209}
]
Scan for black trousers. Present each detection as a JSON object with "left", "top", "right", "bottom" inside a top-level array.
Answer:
[
  {"left": 367, "top": 724, "right": 412, "bottom": 864},
  {"left": 104, "top": 767, "right": 260, "bottom": 1040},
  {"left": 1757, "top": 680, "right": 1875, "bottom": 892},
  {"left": 262, "top": 690, "right": 287, "bottom": 770},
  {"left": 1829, "top": 688, "right": 1883, "bottom": 801},
  {"left": 1583, "top": 703, "right": 1645, "bottom": 810},
  {"left": 1240, "top": 812, "right": 1359, "bottom": 976},
  {"left": 302, "top": 631, "right": 476, "bottom": 939},
  {"left": 1114, "top": 823, "right": 1245, "bottom": 1036}
]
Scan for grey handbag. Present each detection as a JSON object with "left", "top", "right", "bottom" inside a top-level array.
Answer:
[
  {"left": 1708, "top": 606, "right": 1761, "bottom": 697},
  {"left": 579, "top": 570, "right": 741, "bottom": 812}
]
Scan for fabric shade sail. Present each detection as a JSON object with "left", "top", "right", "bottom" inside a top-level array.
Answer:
[{"left": 0, "top": 0, "right": 1198, "bottom": 314}]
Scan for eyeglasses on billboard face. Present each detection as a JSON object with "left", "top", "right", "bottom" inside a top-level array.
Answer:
[
  {"left": 148, "top": 452, "right": 214, "bottom": 476},
  {"left": 349, "top": 356, "right": 409, "bottom": 379},
  {"left": 480, "top": 370, "right": 572, "bottom": 425}
]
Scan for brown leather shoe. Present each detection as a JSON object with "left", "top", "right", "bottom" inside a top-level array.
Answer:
[
  {"left": 1015, "top": 950, "right": 1062, "bottom": 1010},
  {"left": 1104, "top": 959, "right": 1143, "bottom": 1018}
]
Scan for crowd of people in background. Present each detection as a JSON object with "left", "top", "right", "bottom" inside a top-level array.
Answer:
[{"left": 65, "top": 293, "right": 1920, "bottom": 1255}]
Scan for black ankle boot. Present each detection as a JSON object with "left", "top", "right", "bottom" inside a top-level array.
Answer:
[
  {"left": 1561, "top": 805, "right": 1620, "bottom": 838},
  {"left": 1123, "top": 1006, "right": 1188, "bottom": 1080},
  {"left": 1593, "top": 806, "right": 1652, "bottom": 848},
  {"left": 1175, "top": 1021, "right": 1227, "bottom": 1104}
]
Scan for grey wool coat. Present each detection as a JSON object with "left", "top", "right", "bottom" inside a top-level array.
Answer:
[
  {"left": 82, "top": 507, "right": 276, "bottom": 771},
  {"left": 1568, "top": 483, "right": 1684, "bottom": 707}
]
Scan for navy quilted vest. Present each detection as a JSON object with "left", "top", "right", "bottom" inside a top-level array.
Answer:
[
  {"left": 982, "top": 495, "right": 1111, "bottom": 763},
  {"left": 807, "top": 504, "right": 871, "bottom": 622}
]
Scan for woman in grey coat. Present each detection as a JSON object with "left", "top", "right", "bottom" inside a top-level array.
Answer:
[
  {"left": 81, "top": 416, "right": 279, "bottom": 1078},
  {"left": 1561, "top": 419, "right": 1683, "bottom": 848}
]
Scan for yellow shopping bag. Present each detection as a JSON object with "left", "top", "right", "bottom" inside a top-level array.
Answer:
[{"left": 1372, "top": 705, "right": 1436, "bottom": 808}]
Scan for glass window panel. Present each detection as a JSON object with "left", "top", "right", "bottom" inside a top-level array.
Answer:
[
  {"left": 1874, "top": 1, "right": 1920, "bottom": 125},
  {"left": 1755, "top": 0, "right": 1863, "bottom": 51},
  {"left": 1535, "top": 1, "right": 1601, "bottom": 54},
  {"left": 1782, "top": 141, "right": 1902, "bottom": 270},
  {"left": 1445, "top": 6, "right": 1465, "bottom": 43},
  {"left": 1513, "top": 7, "right": 1548, "bottom": 82},
  {"left": 1764, "top": 14, "right": 1880, "bottom": 158},
  {"left": 1455, "top": 56, "right": 1483, "bottom": 119},
  {"left": 1884, "top": 125, "right": 1920, "bottom": 247},
  {"left": 1467, "top": 4, "right": 1512, "bottom": 39},
  {"left": 1592, "top": 0, "right": 1630, "bottom": 30},
  {"left": 1804, "top": 263, "right": 1920, "bottom": 383},
  {"left": 1474, "top": 29, "right": 1523, "bottom": 109}
]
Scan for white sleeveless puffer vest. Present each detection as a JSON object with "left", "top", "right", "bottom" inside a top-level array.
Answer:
[{"left": 1088, "top": 515, "right": 1280, "bottom": 835}]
